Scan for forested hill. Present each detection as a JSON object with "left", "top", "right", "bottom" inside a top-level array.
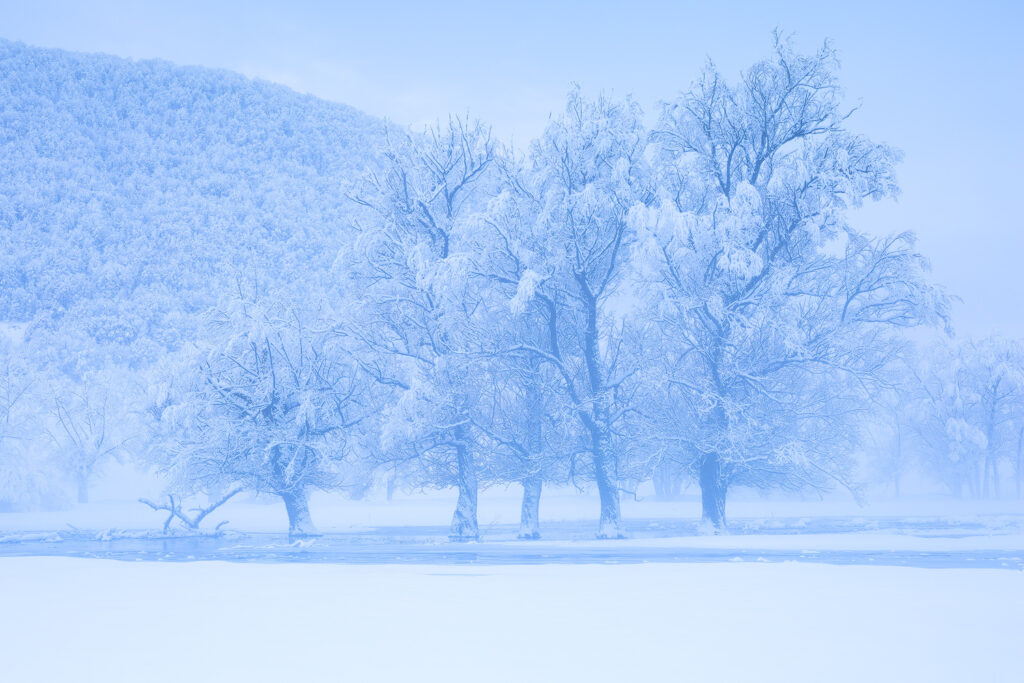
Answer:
[{"left": 0, "top": 39, "right": 385, "bottom": 373}]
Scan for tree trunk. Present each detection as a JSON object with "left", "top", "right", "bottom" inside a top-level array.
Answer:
[
  {"left": 584, "top": 414, "right": 623, "bottom": 538},
  {"left": 653, "top": 473, "right": 667, "bottom": 500},
  {"left": 576, "top": 280, "right": 623, "bottom": 539},
  {"left": 517, "top": 476, "right": 543, "bottom": 539},
  {"left": 987, "top": 455, "right": 1000, "bottom": 498},
  {"left": 449, "top": 425, "right": 479, "bottom": 541},
  {"left": 516, "top": 476, "right": 543, "bottom": 539},
  {"left": 653, "top": 463, "right": 670, "bottom": 500},
  {"left": 281, "top": 488, "right": 318, "bottom": 538},
  {"left": 983, "top": 399, "right": 998, "bottom": 498},
  {"left": 1016, "top": 428, "right": 1023, "bottom": 500},
  {"left": 76, "top": 472, "right": 89, "bottom": 504},
  {"left": 654, "top": 461, "right": 683, "bottom": 500},
  {"left": 593, "top": 447, "right": 623, "bottom": 539},
  {"left": 518, "top": 365, "right": 544, "bottom": 540},
  {"left": 983, "top": 454, "right": 993, "bottom": 498},
  {"left": 699, "top": 454, "right": 727, "bottom": 533}
]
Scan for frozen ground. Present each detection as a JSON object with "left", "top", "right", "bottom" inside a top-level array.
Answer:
[
  {"left": 1, "top": 558, "right": 1022, "bottom": 683},
  {"left": 2, "top": 490, "right": 1022, "bottom": 681}
]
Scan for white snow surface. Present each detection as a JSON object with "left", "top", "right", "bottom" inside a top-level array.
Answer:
[{"left": 1, "top": 557, "right": 1021, "bottom": 683}]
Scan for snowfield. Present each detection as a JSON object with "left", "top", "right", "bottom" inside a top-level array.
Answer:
[
  {"left": 1, "top": 557, "right": 1021, "bottom": 683},
  {"left": 2, "top": 493, "right": 1023, "bottom": 680}
]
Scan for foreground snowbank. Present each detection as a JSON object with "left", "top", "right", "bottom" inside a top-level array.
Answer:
[{"left": 1, "top": 558, "right": 1020, "bottom": 682}]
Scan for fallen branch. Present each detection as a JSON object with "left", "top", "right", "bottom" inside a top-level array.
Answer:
[{"left": 139, "top": 487, "right": 243, "bottom": 533}]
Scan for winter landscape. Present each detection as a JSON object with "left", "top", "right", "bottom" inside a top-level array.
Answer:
[{"left": 2, "top": 2, "right": 1023, "bottom": 681}]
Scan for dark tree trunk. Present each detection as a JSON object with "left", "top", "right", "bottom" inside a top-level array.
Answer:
[
  {"left": 449, "top": 425, "right": 479, "bottom": 541},
  {"left": 699, "top": 454, "right": 727, "bottom": 532},
  {"left": 281, "top": 488, "right": 318, "bottom": 538},
  {"left": 518, "top": 476, "right": 542, "bottom": 540}
]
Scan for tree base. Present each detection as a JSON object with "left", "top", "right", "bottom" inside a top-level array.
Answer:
[
  {"left": 596, "top": 519, "right": 627, "bottom": 540},
  {"left": 288, "top": 526, "right": 322, "bottom": 540},
  {"left": 697, "top": 519, "right": 728, "bottom": 536}
]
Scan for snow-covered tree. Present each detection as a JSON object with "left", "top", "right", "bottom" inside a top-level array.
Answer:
[
  {"left": 469, "top": 349, "right": 574, "bottom": 539},
  {"left": 633, "top": 37, "right": 947, "bottom": 529},
  {"left": 150, "top": 297, "right": 370, "bottom": 536},
  {"left": 45, "top": 376, "right": 132, "bottom": 504},
  {"left": 908, "top": 337, "right": 1023, "bottom": 497},
  {"left": 339, "top": 118, "right": 498, "bottom": 540},
  {"left": 477, "top": 88, "right": 652, "bottom": 538},
  {"left": 863, "top": 365, "right": 920, "bottom": 498},
  {"left": 0, "top": 345, "right": 56, "bottom": 510}
]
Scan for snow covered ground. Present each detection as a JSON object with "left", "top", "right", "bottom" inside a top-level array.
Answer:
[
  {"left": 1, "top": 558, "right": 1021, "bottom": 682},
  {"left": 2, "top": 490, "right": 1022, "bottom": 680}
]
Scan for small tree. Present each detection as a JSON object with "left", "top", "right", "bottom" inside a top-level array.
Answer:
[
  {"left": 47, "top": 379, "right": 128, "bottom": 504},
  {"left": 151, "top": 297, "right": 369, "bottom": 536}
]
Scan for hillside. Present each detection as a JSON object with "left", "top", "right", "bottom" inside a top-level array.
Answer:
[{"left": 0, "top": 39, "right": 385, "bottom": 373}]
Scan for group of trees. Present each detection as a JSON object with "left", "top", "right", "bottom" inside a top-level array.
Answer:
[
  {"left": 3, "top": 36, "right": 1022, "bottom": 537},
  {"left": 143, "top": 37, "right": 960, "bottom": 538},
  {"left": 874, "top": 337, "right": 1024, "bottom": 500},
  {"left": 0, "top": 341, "right": 133, "bottom": 510}
]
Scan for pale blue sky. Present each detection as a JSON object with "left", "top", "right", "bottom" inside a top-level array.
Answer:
[{"left": 2, "top": 0, "right": 1022, "bottom": 337}]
